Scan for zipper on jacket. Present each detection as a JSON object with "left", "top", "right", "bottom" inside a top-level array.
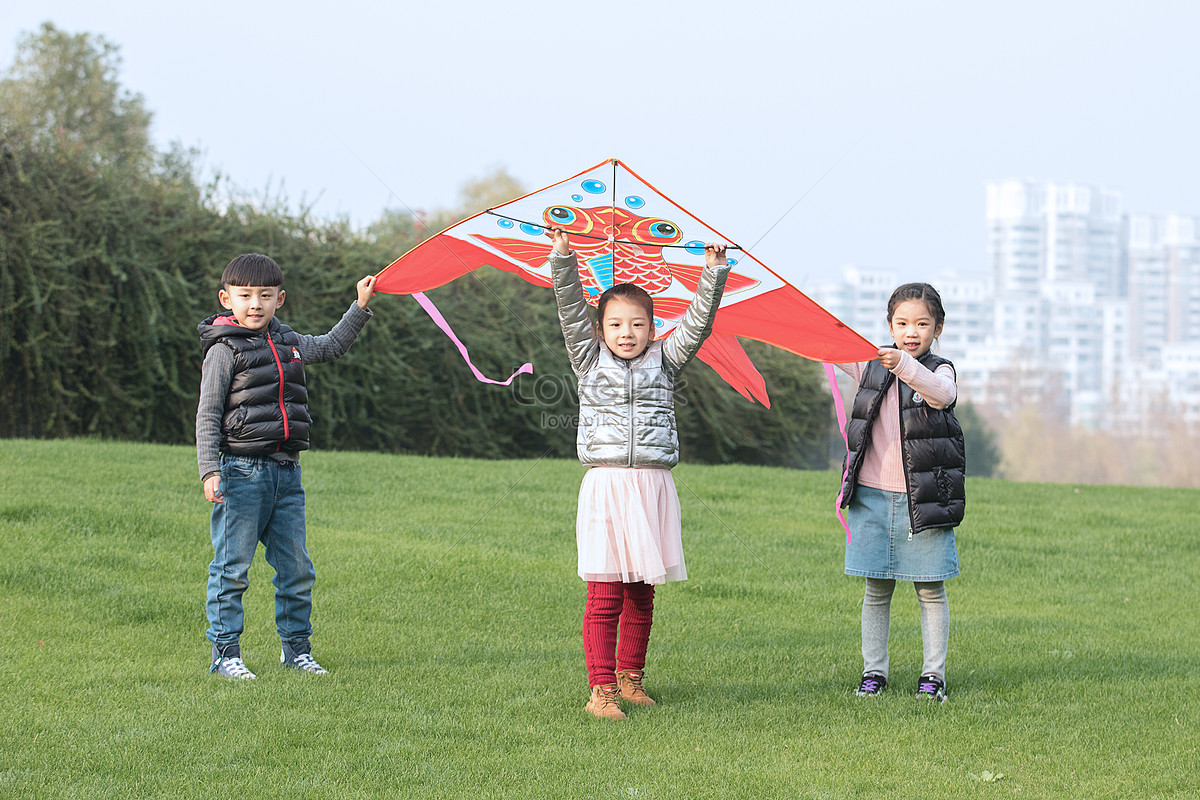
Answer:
[
  {"left": 897, "top": 381, "right": 916, "bottom": 539},
  {"left": 627, "top": 364, "right": 635, "bottom": 467},
  {"left": 265, "top": 335, "right": 290, "bottom": 450}
]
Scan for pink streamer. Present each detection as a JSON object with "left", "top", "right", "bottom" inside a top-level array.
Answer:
[
  {"left": 413, "top": 292, "right": 533, "bottom": 386},
  {"left": 824, "top": 363, "right": 853, "bottom": 543}
]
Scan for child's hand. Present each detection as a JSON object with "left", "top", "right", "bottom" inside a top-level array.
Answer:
[
  {"left": 204, "top": 474, "right": 223, "bottom": 504},
  {"left": 544, "top": 226, "right": 571, "bottom": 256},
  {"left": 705, "top": 243, "right": 728, "bottom": 268},
  {"left": 356, "top": 275, "right": 378, "bottom": 309},
  {"left": 877, "top": 347, "right": 902, "bottom": 370}
]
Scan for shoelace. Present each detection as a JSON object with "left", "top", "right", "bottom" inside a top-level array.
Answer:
[
  {"left": 859, "top": 675, "right": 884, "bottom": 693},
  {"left": 597, "top": 687, "right": 621, "bottom": 709},
  {"left": 622, "top": 673, "right": 647, "bottom": 695},
  {"left": 221, "top": 657, "right": 255, "bottom": 679},
  {"left": 291, "top": 653, "right": 326, "bottom": 673},
  {"left": 916, "top": 678, "right": 941, "bottom": 695}
]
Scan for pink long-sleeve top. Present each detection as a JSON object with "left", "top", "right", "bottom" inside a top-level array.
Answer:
[{"left": 836, "top": 351, "right": 958, "bottom": 493}]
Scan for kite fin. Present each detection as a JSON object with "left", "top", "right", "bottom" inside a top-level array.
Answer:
[
  {"left": 472, "top": 235, "right": 554, "bottom": 272},
  {"left": 695, "top": 334, "right": 771, "bottom": 408},
  {"left": 666, "top": 260, "right": 760, "bottom": 294},
  {"left": 651, "top": 297, "right": 691, "bottom": 322},
  {"left": 376, "top": 236, "right": 498, "bottom": 295},
  {"left": 711, "top": 286, "right": 877, "bottom": 363}
]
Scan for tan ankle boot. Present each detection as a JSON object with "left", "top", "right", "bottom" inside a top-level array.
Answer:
[
  {"left": 585, "top": 684, "right": 626, "bottom": 720},
  {"left": 616, "top": 669, "right": 656, "bottom": 706}
]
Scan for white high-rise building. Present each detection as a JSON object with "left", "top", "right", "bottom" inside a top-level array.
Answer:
[
  {"left": 982, "top": 179, "right": 1127, "bottom": 426},
  {"left": 937, "top": 274, "right": 991, "bottom": 364},
  {"left": 986, "top": 179, "right": 1124, "bottom": 298},
  {"left": 1124, "top": 213, "right": 1200, "bottom": 363},
  {"left": 1161, "top": 343, "right": 1200, "bottom": 427}
]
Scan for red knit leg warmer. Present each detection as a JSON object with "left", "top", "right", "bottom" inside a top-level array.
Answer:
[
  {"left": 616, "top": 582, "right": 655, "bottom": 673},
  {"left": 583, "top": 581, "right": 623, "bottom": 687}
]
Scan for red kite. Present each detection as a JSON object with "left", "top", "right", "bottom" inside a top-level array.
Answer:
[{"left": 376, "top": 159, "right": 874, "bottom": 406}]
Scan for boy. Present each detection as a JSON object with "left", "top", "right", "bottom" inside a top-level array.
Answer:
[{"left": 196, "top": 253, "right": 377, "bottom": 679}]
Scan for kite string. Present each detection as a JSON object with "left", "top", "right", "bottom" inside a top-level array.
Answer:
[{"left": 748, "top": 127, "right": 872, "bottom": 251}]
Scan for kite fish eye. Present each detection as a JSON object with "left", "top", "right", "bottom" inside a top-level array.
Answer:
[
  {"left": 547, "top": 206, "right": 577, "bottom": 225},
  {"left": 543, "top": 205, "right": 593, "bottom": 234},
  {"left": 629, "top": 216, "right": 684, "bottom": 245}
]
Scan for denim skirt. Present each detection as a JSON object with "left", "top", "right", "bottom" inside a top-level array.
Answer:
[{"left": 844, "top": 485, "right": 959, "bottom": 581}]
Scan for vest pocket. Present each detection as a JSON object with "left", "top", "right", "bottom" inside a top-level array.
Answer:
[{"left": 934, "top": 466, "right": 953, "bottom": 505}]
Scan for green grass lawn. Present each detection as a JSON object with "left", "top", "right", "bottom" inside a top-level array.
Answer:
[{"left": 1, "top": 439, "right": 1196, "bottom": 799}]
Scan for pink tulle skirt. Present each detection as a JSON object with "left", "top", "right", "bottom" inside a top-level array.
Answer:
[{"left": 576, "top": 467, "right": 686, "bottom": 585}]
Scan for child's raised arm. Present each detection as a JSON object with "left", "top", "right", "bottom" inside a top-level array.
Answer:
[
  {"left": 661, "top": 243, "right": 731, "bottom": 374},
  {"left": 545, "top": 227, "right": 600, "bottom": 375}
]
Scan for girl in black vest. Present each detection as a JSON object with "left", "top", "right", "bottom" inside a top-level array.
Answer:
[{"left": 835, "top": 283, "right": 965, "bottom": 703}]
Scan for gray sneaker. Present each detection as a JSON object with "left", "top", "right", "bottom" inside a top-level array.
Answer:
[
  {"left": 281, "top": 640, "right": 327, "bottom": 674},
  {"left": 210, "top": 643, "right": 256, "bottom": 680}
]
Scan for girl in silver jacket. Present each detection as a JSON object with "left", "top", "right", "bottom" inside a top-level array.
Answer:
[{"left": 545, "top": 226, "right": 730, "bottom": 720}]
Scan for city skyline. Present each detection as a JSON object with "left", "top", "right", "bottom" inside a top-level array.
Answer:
[
  {"left": 812, "top": 176, "right": 1200, "bottom": 432},
  {"left": 4, "top": 1, "right": 1198, "bottom": 289}
]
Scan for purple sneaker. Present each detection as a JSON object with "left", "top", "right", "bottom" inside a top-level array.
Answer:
[
  {"left": 915, "top": 673, "right": 947, "bottom": 702},
  {"left": 855, "top": 672, "right": 887, "bottom": 697}
]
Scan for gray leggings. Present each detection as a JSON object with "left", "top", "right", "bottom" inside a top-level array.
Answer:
[{"left": 862, "top": 577, "right": 948, "bottom": 680}]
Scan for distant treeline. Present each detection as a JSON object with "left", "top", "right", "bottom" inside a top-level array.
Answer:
[{"left": 0, "top": 23, "right": 834, "bottom": 468}]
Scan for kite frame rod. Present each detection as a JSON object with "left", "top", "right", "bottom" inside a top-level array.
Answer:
[{"left": 481, "top": 210, "right": 743, "bottom": 251}]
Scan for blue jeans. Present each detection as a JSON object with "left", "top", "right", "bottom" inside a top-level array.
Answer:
[{"left": 206, "top": 454, "right": 314, "bottom": 649}]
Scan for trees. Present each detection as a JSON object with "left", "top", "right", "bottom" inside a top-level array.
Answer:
[
  {"left": 956, "top": 401, "right": 1000, "bottom": 478},
  {"left": 0, "top": 23, "right": 214, "bottom": 441},
  {"left": 0, "top": 23, "right": 835, "bottom": 469},
  {"left": 0, "top": 23, "right": 152, "bottom": 168}
]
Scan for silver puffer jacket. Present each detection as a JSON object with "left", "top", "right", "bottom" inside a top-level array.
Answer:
[{"left": 551, "top": 250, "right": 730, "bottom": 468}]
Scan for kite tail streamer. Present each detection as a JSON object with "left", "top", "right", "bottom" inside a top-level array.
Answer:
[
  {"left": 824, "top": 363, "right": 853, "bottom": 543},
  {"left": 413, "top": 292, "right": 533, "bottom": 386}
]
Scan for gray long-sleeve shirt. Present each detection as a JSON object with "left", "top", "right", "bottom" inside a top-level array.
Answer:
[{"left": 196, "top": 302, "right": 373, "bottom": 481}]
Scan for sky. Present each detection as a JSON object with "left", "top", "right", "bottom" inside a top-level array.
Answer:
[{"left": 4, "top": 0, "right": 1199, "bottom": 289}]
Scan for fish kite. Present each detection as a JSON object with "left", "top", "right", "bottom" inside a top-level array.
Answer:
[{"left": 375, "top": 158, "right": 875, "bottom": 406}]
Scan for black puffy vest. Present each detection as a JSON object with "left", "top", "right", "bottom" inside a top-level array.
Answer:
[
  {"left": 199, "top": 313, "right": 311, "bottom": 455},
  {"left": 840, "top": 350, "right": 966, "bottom": 534}
]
